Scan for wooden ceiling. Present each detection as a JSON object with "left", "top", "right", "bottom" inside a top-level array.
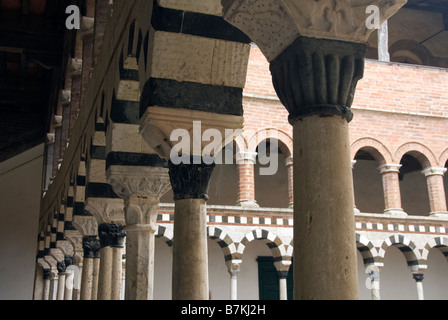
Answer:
[
  {"left": 0, "top": 0, "right": 73, "bottom": 163},
  {"left": 405, "top": 0, "right": 448, "bottom": 13}
]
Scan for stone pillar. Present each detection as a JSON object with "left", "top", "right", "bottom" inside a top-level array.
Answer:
[
  {"left": 285, "top": 157, "right": 294, "bottom": 208},
  {"left": 107, "top": 165, "right": 171, "bottom": 300},
  {"left": 56, "top": 261, "right": 67, "bottom": 300},
  {"left": 97, "top": 223, "right": 126, "bottom": 300},
  {"left": 49, "top": 270, "right": 59, "bottom": 300},
  {"left": 271, "top": 37, "right": 367, "bottom": 300},
  {"left": 64, "top": 256, "right": 74, "bottom": 300},
  {"left": 80, "top": 236, "right": 101, "bottom": 300},
  {"left": 422, "top": 167, "right": 448, "bottom": 216},
  {"left": 413, "top": 274, "right": 425, "bottom": 300},
  {"left": 227, "top": 262, "right": 241, "bottom": 301},
  {"left": 378, "top": 164, "right": 406, "bottom": 216},
  {"left": 222, "top": 0, "right": 406, "bottom": 301},
  {"left": 169, "top": 156, "right": 215, "bottom": 300},
  {"left": 369, "top": 270, "right": 381, "bottom": 301},
  {"left": 236, "top": 152, "right": 259, "bottom": 207},
  {"left": 378, "top": 21, "right": 390, "bottom": 62},
  {"left": 42, "top": 269, "right": 52, "bottom": 300}
]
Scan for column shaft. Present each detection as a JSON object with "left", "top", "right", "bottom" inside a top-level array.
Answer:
[
  {"left": 379, "top": 165, "right": 403, "bottom": 214},
  {"left": 80, "top": 258, "right": 94, "bottom": 300},
  {"left": 293, "top": 116, "right": 359, "bottom": 300},
  {"left": 172, "top": 199, "right": 209, "bottom": 300},
  {"left": 97, "top": 246, "right": 113, "bottom": 300},
  {"left": 423, "top": 168, "right": 448, "bottom": 214},
  {"left": 236, "top": 152, "right": 258, "bottom": 207}
]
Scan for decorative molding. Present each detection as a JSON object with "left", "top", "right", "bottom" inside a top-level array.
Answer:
[
  {"left": 84, "top": 198, "right": 125, "bottom": 225},
  {"left": 421, "top": 167, "right": 447, "bottom": 177}
]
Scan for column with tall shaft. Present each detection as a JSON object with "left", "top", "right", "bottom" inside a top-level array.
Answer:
[{"left": 223, "top": 0, "right": 407, "bottom": 300}]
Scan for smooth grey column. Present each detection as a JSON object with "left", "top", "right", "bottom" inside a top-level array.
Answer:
[
  {"left": 270, "top": 36, "right": 367, "bottom": 300},
  {"left": 80, "top": 236, "right": 101, "bottom": 300},
  {"left": 42, "top": 269, "right": 51, "bottom": 300},
  {"left": 97, "top": 223, "right": 126, "bottom": 300},
  {"left": 56, "top": 261, "right": 67, "bottom": 300},
  {"left": 169, "top": 156, "right": 215, "bottom": 300}
]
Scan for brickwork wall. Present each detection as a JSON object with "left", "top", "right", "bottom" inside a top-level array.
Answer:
[{"left": 243, "top": 45, "right": 448, "bottom": 168}]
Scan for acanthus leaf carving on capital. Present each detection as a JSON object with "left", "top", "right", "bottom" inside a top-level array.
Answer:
[
  {"left": 72, "top": 215, "right": 98, "bottom": 237},
  {"left": 222, "top": 0, "right": 407, "bottom": 62},
  {"left": 106, "top": 165, "right": 172, "bottom": 200},
  {"left": 84, "top": 197, "right": 125, "bottom": 226}
]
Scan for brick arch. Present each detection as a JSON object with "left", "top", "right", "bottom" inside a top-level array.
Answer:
[
  {"left": 356, "top": 233, "right": 380, "bottom": 267},
  {"left": 378, "top": 235, "right": 424, "bottom": 268},
  {"left": 207, "top": 226, "right": 238, "bottom": 262},
  {"left": 439, "top": 148, "right": 448, "bottom": 168},
  {"left": 389, "top": 39, "right": 435, "bottom": 66},
  {"left": 422, "top": 237, "right": 448, "bottom": 262},
  {"left": 237, "top": 229, "right": 290, "bottom": 263},
  {"left": 247, "top": 128, "right": 293, "bottom": 158},
  {"left": 394, "top": 142, "right": 437, "bottom": 169},
  {"left": 351, "top": 138, "right": 392, "bottom": 166}
]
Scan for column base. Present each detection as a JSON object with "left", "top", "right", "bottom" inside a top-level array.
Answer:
[
  {"left": 430, "top": 211, "right": 448, "bottom": 218},
  {"left": 384, "top": 208, "right": 407, "bottom": 217},
  {"left": 237, "top": 199, "right": 259, "bottom": 208}
]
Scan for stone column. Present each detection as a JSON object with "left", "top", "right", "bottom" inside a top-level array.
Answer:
[
  {"left": 285, "top": 157, "right": 294, "bottom": 208},
  {"left": 169, "top": 156, "right": 215, "bottom": 300},
  {"left": 64, "top": 256, "right": 74, "bottom": 300},
  {"left": 272, "top": 37, "right": 366, "bottom": 301},
  {"left": 413, "top": 274, "right": 425, "bottom": 300},
  {"left": 56, "top": 261, "right": 67, "bottom": 300},
  {"left": 42, "top": 269, "right": 51, "bottom": 300},
  {"left": 378, "top": 21, "right": 390, "bottom": 62},
  {"left": 80, "top": 236, "right": 101, "bottom": 300},
  {"left": 227, "top": 262, "right": 241, "bottom": 301},
  {"left": 236, "top": 152, "right": 259, "bottom": 207},
  {"left": 378, "top": 164, "right": 406, "bottom": 216},
  {"left": 49, "top": 270, "right": 59, "bottom": 300},
  {"left": 369, "top": 270, "right": 381, "bottom": 301},
  {"left": 422, "top": 167, "right": 448, "bottom": 216},
  {"left": 222, "top": 0, "right": 406, "bottom": 300},
  {"left": 107, "top": 165, "right": 171, "bottom": 300},
  {"left": 97, "top": 223, "right": 126, "bottom": 300}
]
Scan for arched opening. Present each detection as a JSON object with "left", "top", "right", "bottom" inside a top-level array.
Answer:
[
  {"left": 423, "top": 247, "right": 448, "bottom": 300},
  {"left": 399, "top": 153, "right": 431, "bottom": 216},
  {"left": 208, "top": 239, "right": 232, "bottom": 300},
  {"left": 444, "top": 160, "right": 448, "bottom": 212},
  {"left": 353, "top": 149, "right": 385, "bottom": 213},
  {"left": 380, "top": 246, "right": 416, "bottom": 300},
  {"left": 254, "top": 139, "right": 290, "bottom": 208}
]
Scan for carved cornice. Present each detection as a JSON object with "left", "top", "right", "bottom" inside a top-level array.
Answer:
[
  {"left": 222, "top": 0, "right": 407, "bottom": 62},
  {"left": 169, "top": 156, "right": 216, "bottom": 201}
]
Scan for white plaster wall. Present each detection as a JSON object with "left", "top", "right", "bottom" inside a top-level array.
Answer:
[{"left": 0, "top": 144, "right": 44, "bottom": 300}]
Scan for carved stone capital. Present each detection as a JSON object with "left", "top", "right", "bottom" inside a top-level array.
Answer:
[
  {"left": 83, "top": 236, "right": 101, "bottom": 258},
  {"left": 98, "top": 223, "right": 126, "bottom": 249},
  {"left": 169, "top": 156, "right": 216, "bottom": 201},
  {"left": 106, "top": 165, "right": 171, "bottom": 200},
  {"left": 421, "top": 167, "right": 447, "bottom": 177},
  {"left": 72, "top": 216, "right": 98, "bottom": 236},
  {"left": 223, "top": 0, "right": 406, "bottom": 62},
  {"left": 270, "top": 36, "right": 367, "bottom": 124}
]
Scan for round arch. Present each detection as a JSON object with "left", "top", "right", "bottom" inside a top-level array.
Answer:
[
  {"left": 351, "top": 138, "right": 392, "bottom": 166},
  {"left": 237, "top": 229, "right": 290, "bottom": 263},
  {"left": 394, "top": 142, "right": 437, "bottom": 169},
  {"left": 247, "top": 128, "right": 293, "bottom": 158},
  {"left": 378, "top": 234, "right": 424, "bottom": 268}
]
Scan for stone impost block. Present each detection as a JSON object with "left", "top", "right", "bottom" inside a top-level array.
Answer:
[
  {"left": 222, "top": 0, "right": 407, "bottom": 62},
  {"left": 140, "top": 106, "right": 244, "bottom": 159}
]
